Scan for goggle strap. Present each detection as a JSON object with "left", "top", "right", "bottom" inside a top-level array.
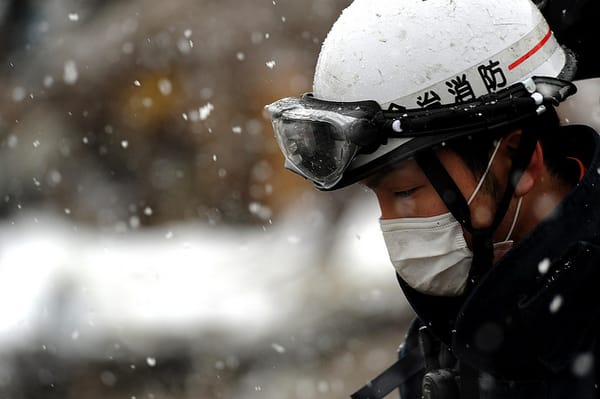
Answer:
[
  {"left": 381, "top": 97, "right": 540, "bottom": 138},
  {"left": 490, "top": 128, "right": 539, "bottom": 231}
]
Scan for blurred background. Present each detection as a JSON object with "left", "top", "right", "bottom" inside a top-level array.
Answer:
[{"left": 0, "top": 1, "right": 414, "bottom": 398}]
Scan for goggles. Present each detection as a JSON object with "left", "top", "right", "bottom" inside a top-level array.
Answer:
[{"left": 265, "top": 77, "right": 576, "bottom": 190}]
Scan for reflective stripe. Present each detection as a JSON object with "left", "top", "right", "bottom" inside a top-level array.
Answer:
[
  {"left": 387, "top": 20, "right": 562, "bottom": 109},
  {"left": 509, "top": 27, "right": 552, "bottom": 71}
]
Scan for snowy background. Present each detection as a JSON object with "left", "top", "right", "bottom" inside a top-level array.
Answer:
[{"left": 0, "top": 1, "right": 414, "bottom": 398}]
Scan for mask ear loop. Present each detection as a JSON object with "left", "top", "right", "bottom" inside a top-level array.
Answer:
[
  {"left": 415, "top": 127, "right": 538, "bottom": 289},
  {"left": 503, "top": 196, "right": 523, "bottom": 242},
  {"left": 467, "top": 138, "right": 503, "bottom": 205},
  {"left": 465, "top": 137, "right": 523, "bottom": 243}
]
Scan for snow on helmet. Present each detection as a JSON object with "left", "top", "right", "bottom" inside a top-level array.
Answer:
[
  {"left": 266, "top": 0, "right": 577, "bottom": 190},
  {"left": 314, "top": 0, "right": 568, "bottom": 106}
]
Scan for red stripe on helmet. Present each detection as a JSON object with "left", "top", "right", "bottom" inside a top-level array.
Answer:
[{"left": 508, "top": 27, "right": 552, "bottom": 71}]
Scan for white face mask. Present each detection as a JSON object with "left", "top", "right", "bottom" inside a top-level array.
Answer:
[
  {"left": 380, "top": 139, "right": 522, "bottom": 296},
  {"left": 380, "top": 212, "right": 473, "bottom": 296}
]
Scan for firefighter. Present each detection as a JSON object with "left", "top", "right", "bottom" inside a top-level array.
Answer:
[{"left": 266, "top": 0, "right": 600, "bottom": 397}]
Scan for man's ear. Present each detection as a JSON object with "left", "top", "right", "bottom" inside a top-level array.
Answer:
[{"left": 503, "top": 130, "right": 544, "bottom": 197}]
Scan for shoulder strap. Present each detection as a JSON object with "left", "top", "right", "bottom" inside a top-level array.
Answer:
[{"left": 350, "top": 345, "right": 424, "bottom": 399}]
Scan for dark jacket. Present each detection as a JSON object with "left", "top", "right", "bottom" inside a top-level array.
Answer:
[{"left": 396, "top": 126, "right": 600, "bottom": 398}]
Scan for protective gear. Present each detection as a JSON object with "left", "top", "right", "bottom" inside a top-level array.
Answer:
[
  {"left": 266, "top": 0, "right": 579, "bottom": 190},
  {"left": 381, "top": 212, "right": 473, "bottom": 296},
  {"left": 381, "top": 201, "right": 523, "bottom": 294},
  {"left": 380, "top": 140, "right": 522, "bottom": 296},
  {"left": 314, "top": 0, "right": 567, "bottom": 104},
  {"left": 288, "top": 0, "right": 575, "bottom": 190},
  {"left": 267, "top": 77, "right": 575, "bottom": 190}
]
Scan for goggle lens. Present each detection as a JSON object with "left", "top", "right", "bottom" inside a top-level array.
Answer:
[{"left": 272, "top": 117, "right": 358, "bottom": 189}]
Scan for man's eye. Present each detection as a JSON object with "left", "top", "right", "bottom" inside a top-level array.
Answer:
[{"left": 394, "top": 188, "right": 417, "bottom": 198}]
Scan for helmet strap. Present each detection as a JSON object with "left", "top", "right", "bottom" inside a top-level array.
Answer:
[{"left": 414, "top": 127, "right": 539, "bottom": 291}]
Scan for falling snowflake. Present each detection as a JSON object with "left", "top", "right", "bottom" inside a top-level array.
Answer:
[
  {"left": 271, "top": 343, "right": 286, "bottom": 353},
  {"left": 199, "top": 103, "right": 214, "bottom": 120},
  {"left": 549, "top": 295, "right": 563, "bottom": 313},
  {"left": 43, "top": 76, "right": 55, "bottom": 88},
  {"left": 572, "top": 352, "right": 594, "bottom": 377},
  {"left": 538, "top": 258, "right": 551, "bottom": 274},
  {"left": 158, "top": 78, "right": 172, "bottom": 95},
  {"left": 64, "top": 60, "right": 79, "bottom": 85},
  {"left": 12, "top": 87, "right": 26, "bottom": 102}
]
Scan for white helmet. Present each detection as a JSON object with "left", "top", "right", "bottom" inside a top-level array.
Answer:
[
  {"left": 266, "top": 0, "right": 577, "bottom": 190},
  {"left": 314, "top": 0, "right": 570, "bottom": 107}
]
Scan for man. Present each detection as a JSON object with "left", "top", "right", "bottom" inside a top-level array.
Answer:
[{"left": 266, "top": 0, "right": 600, "bottom": 397}]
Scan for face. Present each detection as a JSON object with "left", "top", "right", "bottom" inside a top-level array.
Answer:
[{"left": 364, "top": 148, "right": 498, "bottom": 229}]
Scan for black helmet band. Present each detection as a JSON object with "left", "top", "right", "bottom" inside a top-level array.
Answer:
[{"left": 265, "top": 77, "right": 576, "bottom": 190}]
